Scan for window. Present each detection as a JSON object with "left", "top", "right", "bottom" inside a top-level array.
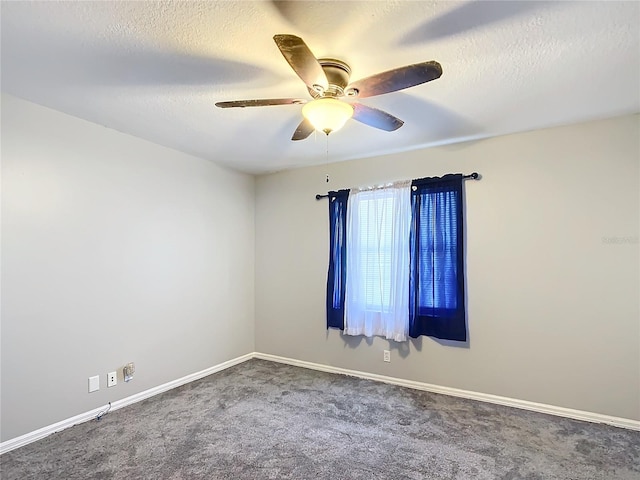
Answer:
[
  {"left": 326, "top": 174, "right": 466, "bottom": 342},
  {"left": 344, "top": 182, "right": 411, "bottom": 341},
  {"left": 354, "top": 190, "right": 407, "bottom": 311}
]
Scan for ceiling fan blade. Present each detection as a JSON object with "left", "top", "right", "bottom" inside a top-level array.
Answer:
[
  {"left": 273, "top": 34, "right": 328, "bottom": 92},
  {"left": 291, "top": 118, "right": 315, "bottom": 141},
  {"left": 215, "top": 98, "right": 306, "bottom": 108},
  {"left": 347, "top": 61, "right": 442, "bottom": 98},
  {"left": 352, "top": 103, "right": 404, "bottom": 131}
]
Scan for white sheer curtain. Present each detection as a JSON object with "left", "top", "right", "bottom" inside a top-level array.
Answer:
[{"left": 344, "top": 180, "right": 411, "bottom": 342}]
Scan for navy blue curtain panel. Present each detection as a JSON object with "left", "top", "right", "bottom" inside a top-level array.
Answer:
[
  {"left": 409, "top": 174, "right": 466, "bottom": 341},
  {"left": 327, "top": 189, "right": 349, "bottom": 330}
]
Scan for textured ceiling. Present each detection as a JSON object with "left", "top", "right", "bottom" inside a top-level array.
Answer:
[{"left": 2, "top": 1, "right": 639, "bottom": 174}]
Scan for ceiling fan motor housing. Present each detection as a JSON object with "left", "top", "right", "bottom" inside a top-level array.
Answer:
[{"left": 311, "top": 58, "right": 352, "bottom": 97}]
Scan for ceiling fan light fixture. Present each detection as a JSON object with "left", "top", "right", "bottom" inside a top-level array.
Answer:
[{"left": 302, "top": 98, "right": 354, "bottom": 135}]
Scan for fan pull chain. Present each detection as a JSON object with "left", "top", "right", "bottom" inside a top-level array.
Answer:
[{"left": 325, "top": 133, "right": 330, "bottom": 183}]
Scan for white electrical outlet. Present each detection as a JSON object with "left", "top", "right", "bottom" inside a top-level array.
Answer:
[
  {"left": 383, "top": 350, "right": 391, "bottom": 362},
  {"left": 107, "top": 371, "right": 117, "bottom": 387},
  {"left": 88, "top": 375, "right": 100, "bottom": 393}
]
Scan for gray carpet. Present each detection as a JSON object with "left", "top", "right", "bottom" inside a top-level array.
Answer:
[{"left": 1, "top": 359, "right": 638, "bottom": 479}]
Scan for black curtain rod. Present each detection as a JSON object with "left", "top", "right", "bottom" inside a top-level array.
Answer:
[{"left": 315, "top": 172, "right": 479, "bottom": 200}]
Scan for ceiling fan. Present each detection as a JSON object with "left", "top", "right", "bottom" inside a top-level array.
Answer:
[{"left": 215, "top": 35, "right": 442, "bottom": 140}]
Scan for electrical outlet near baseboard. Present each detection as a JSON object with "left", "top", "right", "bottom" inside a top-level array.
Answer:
[
  {"left": 107, "top": 371, "right": 117, "bottom": 387},
  {"left": 383, "top": 350, "right": 391, "bottom": 362}
]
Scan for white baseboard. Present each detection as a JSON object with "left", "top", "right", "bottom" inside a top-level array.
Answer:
[
  {"left": 3, "top": 351, "right": 638, "bottom": 455},
  {"left": 0, "top": 353, "right": 254, "bottom": 455},
  {"left": 253, "top": 352, "right": 640, "bottom": 431}
]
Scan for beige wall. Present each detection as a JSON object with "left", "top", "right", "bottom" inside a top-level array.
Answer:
[
  {"left": 1, "top": 95, "right": 256, "bottom": 441},
  {"left": 255, "top": 114, "right": 640, "bottom": 420}
]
